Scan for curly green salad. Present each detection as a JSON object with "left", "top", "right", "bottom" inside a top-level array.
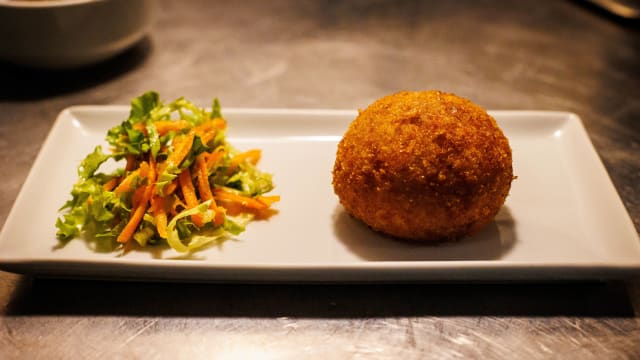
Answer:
[{"left": 56, "top": 91, "right": 279, "bottom": 254}]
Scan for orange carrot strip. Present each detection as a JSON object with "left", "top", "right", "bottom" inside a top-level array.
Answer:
[
  {"left": 195, "top": 154, "right": 214, "bottom": 205},
  {"left": 133, "top": 123, "right": 146, "bottom": 133},
  {"left": 117, "top": 156, "right": 157, "bottom": 244},
  {"left": 116, "top": 161, "right": 147, "bottom": 195},
  {"left": 152, "top": 132, "right": 194, "bottom": 195},
  {"left": 199, "top": 129, "right": 218, "bottom": 145},
  {"left": 178, "top": 168, "right": 197, "bottom": 205},
  {"left": 193, "top": 120, "right": 215, "bottom": 134},
  {"left": 114, "top": 169, "right": 140, "bottom": 194},
  {"left": 148, "top": 155, "right": 157, "bottom": 185},
  {"left": 178, "top": 168, "right": 203, "bottom": 227},
  {"left": 213, "top": 188, "right": 267, "bottom": 210},
  {"left": 131, "top": 185, "right": 146, "bottom": 209},
  {"left": 256, "top": 195, "right": 281, "bottom": 206},
  {"left": 225, "top": 149, "right": 261, "bottom": 175},
  {"left": 103, "top": 178, "right": 118, "bottom": 192},
  {"left": 123, "top": 238, "right": 134, "bottom": 253},
  {"left": 167, "top": 132, "right": 195, "bottom": 168},
  {"left": 193, "top": 120, "right": 224, "bottom": 145},
  {"left": 138, "top": 161, "right": 150, "bottom": 178},
  {"left": 206, "top": 146, "right": 226, "bottom": 170},
  {"left": 118, "top": 199, "right": 146, "bottom": 243},
  {"left": 164, "top": 179, "right": 179, "bottom": 196},
  {"left": 194, "top": 118, "right": 226, "bottom": 133},
  {"left": 151, "top": 195, "right": 168, "bottom": 239},
  {"left": 125, "top": 154, "right": 137, "bottom": 172},
  {"left": 232, "top": 149, "right": 261, "bottom": 166},
  {"left": 154, "top": 160, "right": 167, "bottom": 185},
  {"left": 211, "top": 118, "right": 227, "bottom": 130},
  {"left": 215, "top": 199, "right": 274, "bottom": 220},
  {"left": 195, "top": 154, "right": 226, "bottom": 225},
  {"left": 154, "top": 120, "right": 189, "bottom": 136}
]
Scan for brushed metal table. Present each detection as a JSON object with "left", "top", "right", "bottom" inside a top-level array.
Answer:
[{"left": 1, "top": 1, "right": 638, "bottom": 358}]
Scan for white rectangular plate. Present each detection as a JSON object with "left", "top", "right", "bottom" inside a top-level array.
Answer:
[{"left": 0, "top": 107, "right": 639, "bottom": 282}]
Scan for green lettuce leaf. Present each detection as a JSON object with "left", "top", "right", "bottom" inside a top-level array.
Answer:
[
  {"left": 78, "top": 146, "right": 110, "bottom": 179},
  {"left": 129, "top": 91, "right": 159, "bottom": 122},
  {"left": 55, "top": 175, "right": 125, "bottom": 248},
  {"left": 107, "top": 91, "right": 161, "bottom": 157},
  {"left": 146, "top": 121, "right": 161, "bottom": 158},
  {"left": 211, "top": 98, "right": 222, "bottom": 119}
]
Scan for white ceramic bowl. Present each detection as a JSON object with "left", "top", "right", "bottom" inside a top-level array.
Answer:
[{"left": 0, "top": 0, "right": 154, "bottom": 69}]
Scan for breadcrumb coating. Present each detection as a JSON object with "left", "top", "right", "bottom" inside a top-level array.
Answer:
[{"left": 332, "top": 90, "right": 513, "bottom": 241}]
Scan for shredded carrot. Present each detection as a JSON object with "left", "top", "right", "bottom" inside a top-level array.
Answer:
[
  {"left": 140, "top": 161, "right": 152, "bottom": 178},
  {"left": 114, "top": 169, "right": 140, "bottom": 194},
  {"left": 212, "top": 189, "right": 279, "bottom": 220},
  {"left": 154, "top": 132, "right": 194, "bottom": 181},
  {"left": 178, "top": 167, "right": 204, "bottom": 227},
  {"left": 196, "top": 118, "right": 226, "bottom": 132},
  {"left": 167, "top": 132, "right": 195, "bottom": 168},
  {"left": 154, "top": 120, "right": 189, "bottom": 136},
  {"left": 151, "top": 195, "right": 168, "bottom": 239},
  {"left": 224, "top": 149, "right": 261, "bottom": 175},
  {"left": 193, "top": 120, "right": 215, "bottom": 134},
  {"left": 252, "top": 207, "right": 279, "bottom": 220},
  {"left": 211, "top": 118, "right": 227, "bottom": 130},
  {"left": 118, "top": 195, "right": 147, "bottom": 243},
  {"left": 195, "top": 154, "right": 214, "bottom": 204},
  {"left": 206, "top": 146, "right": 226, "bottom": 170},
  {"left": 193, "top": 118, "right": 226, "bottom": 144},
  {"left": 164, "top": 179, "right": 179, "bottom": 196},
  {"left": 103, "top": 178, "right": 118, "bottom": 192},
  {"left": 256, "top": 195, "right": 281, "bottom": 207},
  {"left": 133, "top": 123, "right": 146, "bottom": 133},
  {"left": 212, "top": 207, "right": 226, "bottom": 225},
  {"left": 232, "top": 149, "right": 261, "bottom": 166},
  {"left": 123, "top": 238, "right": 135, "bottom": 253},
  {"left": 131, "top": 185, "right": 146, "bottom": 209},
  {"left": 199, "top": 129, "right": 217, "bottom": 145},
  {"left": 217, "top": 198, "right": 276, "bottom": 219},
  {"left": 125, "top": 154, "right": 137, "bottom": 172},
  {"left": 117, "top": 156, "right": 157, "bottom": 244},
  {"left": 196, "top": 155, "right": 226, "bottom": 226},
  {"left": 116, "top": 162, "right": 148, "bottom": 196},
  {"left": 213, "top": 187, "right": 267, "bottom": 209}
]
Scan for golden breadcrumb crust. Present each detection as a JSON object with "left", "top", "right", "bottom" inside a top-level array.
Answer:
[{"left": 332, "top": 90, "right": 513, "bottom": 241}]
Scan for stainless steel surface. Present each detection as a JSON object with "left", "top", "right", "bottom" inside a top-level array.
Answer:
[{"left": 1, "top": 0, "right": 639, "bottom": 358}]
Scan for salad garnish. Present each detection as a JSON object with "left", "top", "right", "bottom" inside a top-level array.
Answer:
[{"left": 56, "top": 91, "right": 279, "bottom": 254}]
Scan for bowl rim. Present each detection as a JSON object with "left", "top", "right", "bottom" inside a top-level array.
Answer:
[{"left": 0, "top": 0, "right": 103, "bottom": 9}]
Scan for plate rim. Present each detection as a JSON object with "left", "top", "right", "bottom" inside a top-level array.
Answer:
[{"left": 0, "top": 106, "right": 638, "bottom": 282}]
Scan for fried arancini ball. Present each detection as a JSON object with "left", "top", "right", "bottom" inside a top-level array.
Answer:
[{"left": 332, "top": 90, "right": 513, "bottom": 241}]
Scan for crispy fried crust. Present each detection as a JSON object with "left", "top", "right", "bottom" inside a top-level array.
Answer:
[{"left": 332, "top": 90, "right": 513, "bottom": 241}]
